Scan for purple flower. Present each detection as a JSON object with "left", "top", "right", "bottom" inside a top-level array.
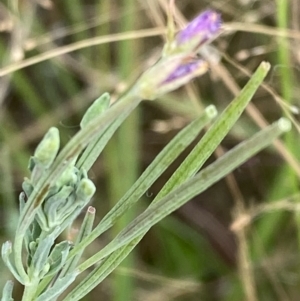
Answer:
[
  {"left": 177, "top": 10, "right": 221, "bottom": 44},
  {"left": 136, "top": 9, "right": 221, "bottom": 99},
  {"left": 164, "top": 10, "right": 222, "bottom": 56},
  {"left": 161, "top": 58, "right": 207, "bottom": 85},
  {"left": 137, "top": 55, "right": 208, "bottom": 99}
]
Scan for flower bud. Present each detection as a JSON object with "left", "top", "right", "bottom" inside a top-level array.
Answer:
[
  {"left": 80, "top": 92, "right": 110, "bottom": 129},
  {"left": 34, "top": 127, "right": 60, "bottom": 168},
  {"left": 164, "top": 10, "right": 222, "bottom": 56},
  {"left": 56, "top": 162, "right": 78, "bottom": 188},
  {"left": 137, "top": 55, "right": 209, "bottom": 99},
  {"left": 76, "top": 178, "right": 96, "bottom": 200}
]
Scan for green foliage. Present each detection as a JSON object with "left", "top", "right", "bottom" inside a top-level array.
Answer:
[{"left": 0, "top": 2, "right": 298, "bottom": 301}]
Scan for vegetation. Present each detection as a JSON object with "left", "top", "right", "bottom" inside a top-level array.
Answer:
[{"left": 0, "top": 1, "right": 299, "bottom": 300}]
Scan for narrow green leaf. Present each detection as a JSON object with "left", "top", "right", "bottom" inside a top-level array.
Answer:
[
  {"left": 80, "top": 93, "right": 110, "bottom": 129},
  {"left": 46, "top": 241, "right": 72, "bottom": 277},
  {"left": 33, "top": 127, "right": 60, "bottom": 169},
  {"left": 155, "top": 61, "right": 271, "bottom": 201},
  {"left": 77, "top": 117, "right": 290, "bottom": 272},
  {"left": 68, "top": 105, "right": 217, "bottom": 259},
  {"left": 1, "top": 281, "right": 14, "bottom": 301},
  {"left": 62, "top": 206, "right": 96, "bottom": 276},
  {"left": 35, "top": 271, "right": 78, "bottom": 301},
  {"left": 1, "top": 242, "right": 24, "bottom": 285},
  {"left": 63, "top": 242, "right": 136, "bottom": 301},
  {"left": 30, "top": 233, "right": 55, "bottom": 278}
]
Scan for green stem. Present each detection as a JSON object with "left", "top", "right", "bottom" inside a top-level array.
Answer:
[{"left": 21, "top": 278, "right": 39, "bottom": 301}]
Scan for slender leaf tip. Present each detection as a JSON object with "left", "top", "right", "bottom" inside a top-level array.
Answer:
[
  {"left": 87, "top": 206, "right": 96, "bottom": 214},
  {"left": 205, "top": 105, "right": 217, "bottom": 118},
  {"left": 277, "top": 117, "right": 291, "bottom": 132},
  {"left": 261, "top": 61, "right": 271, "bottom": 72}
]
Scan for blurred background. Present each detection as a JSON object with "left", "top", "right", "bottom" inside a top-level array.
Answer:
[{"left": 0, "top": 0, "right": 300, "bottom": 300}]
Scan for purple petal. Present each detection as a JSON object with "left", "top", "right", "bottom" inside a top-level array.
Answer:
[
  {"left": 137, "top": 55, "right": 209, "bottom": 99},
  {"left": 176, "top": 10, "right": 222, "bottom": 45},
  {"left": 161, "top": 59, "right": 207, "bottom": 85}
]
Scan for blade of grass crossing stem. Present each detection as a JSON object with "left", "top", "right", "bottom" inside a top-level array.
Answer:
[
  {"left": 74, "top": 62, "right": 271, "bottom": 270},
  {"left": 62, "top": 0, "right": 91, "bottom": 59},
  {"left": 105, "top": 2, "right": 139, "bottom": 300},
  {"left": 67, "top": 106, "right": 217, "bottom": 260},
  {"left": 95, "top": 1, "right": 111, "bottom": 71},
  {"left": 64, "top": 118, "right": 291, "bottom": 301}
]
